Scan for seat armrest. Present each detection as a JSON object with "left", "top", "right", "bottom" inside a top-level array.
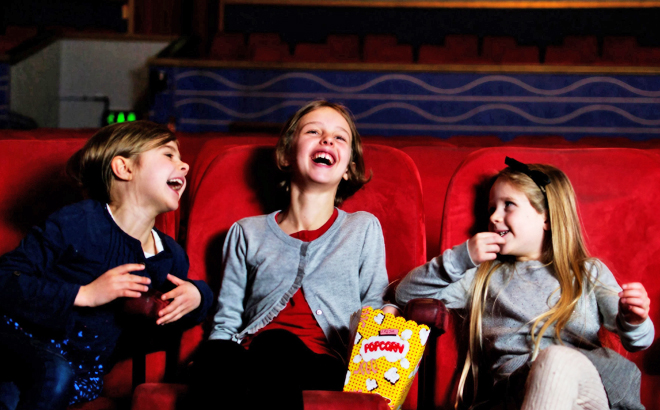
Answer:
[{"left": 403, "top": 298, "right": 448, "bottom": 335}]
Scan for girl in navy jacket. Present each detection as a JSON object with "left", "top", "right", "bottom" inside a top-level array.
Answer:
[{"left": 0, "top": 121, "right": 213, "bottom": 409}]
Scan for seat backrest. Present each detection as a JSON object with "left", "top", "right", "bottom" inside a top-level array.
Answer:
[
  {"left": 182, "top": 144, "right": 424, "bottom": 354},
  {"left": 187, "top": 143, "right": 425, "bottom": 285},
  {"left": 440, "top": 147, "right": 660, "bottom": 408}
]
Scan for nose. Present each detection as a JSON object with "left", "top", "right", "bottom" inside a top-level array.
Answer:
[
  {"left": 180, "top": 160, "right": 190, "bottom": 175},
  {"left": 320, "top": 135, "right": 334, "bottom": 146},
  {"left": 489, "top": 207, "right": 502, "bottom": 224}
]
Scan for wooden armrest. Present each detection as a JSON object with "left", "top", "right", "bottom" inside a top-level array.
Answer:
[{"left": 403, "top": 298, "right": 449, "bottom": 335}]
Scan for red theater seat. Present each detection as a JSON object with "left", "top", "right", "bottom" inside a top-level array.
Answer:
[
  {"left": 132, "top": 143, "right": 428, "bottom": 410},
  {"left": 208, "top": 33, "right": 246, "bottom": 61},
  {"left": 364, "top": 35, "right": 413, "bottom": 63},
  {"left": 480, "top": 37, "right": 539, "bottom": 64},
  {"left": 418, "top": 35, "right": 480, "bottom": 64},
  {"left": 437, "top": 147, "right": 660, "bottom": 409},
  {"left": 293, "top": 43, "right": 332, "bottom": 62},
  {"left": 545, "top": 36, "right": 599, "bottom": 65},
  {"left": 327, "top": 34, "right": 360, "bottom": 62}
]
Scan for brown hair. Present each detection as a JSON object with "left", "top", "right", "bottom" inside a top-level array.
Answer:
[
  {"left": 458, "top": 163, "right": 592, "bottom": 407},
  {"left": 68, "top": 121, "right": 176, "bottom": 203},
  {"left": 275, "top": 100, "right": 370, "bottom": 206}
]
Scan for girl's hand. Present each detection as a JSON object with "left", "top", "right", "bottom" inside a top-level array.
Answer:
[
  {"left": 75, "top": 264, "right": 149, "bottom": 307},
  {"left": 468, "top": 232, "right": 505, "bottom": 265},
  {"left": 618, "top": 282, "right": 651, "bottom": 325},
  {"left": 157, "top": 274, "right": 202, "bottom": 325},
  {"left": 382, "top": 305, "right": 401, "bottom": 317}
]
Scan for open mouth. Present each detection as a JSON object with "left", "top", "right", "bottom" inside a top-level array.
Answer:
[
  {"left": 312, "top": 151, "right": 335, "bottom": 166},
  {"left": 498, "top": 230, "right": 510, "bottom": 237},
  {"left": 167, "top": 178, "right": 185, "bottom": 192}
]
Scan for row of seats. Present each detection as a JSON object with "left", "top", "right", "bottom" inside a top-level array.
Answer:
[
  {"left": 1, "top": 131, "right": 659, "bottom": 410},
  {"left": 209, "top": 32, "right": 660, "bottom": 66}
]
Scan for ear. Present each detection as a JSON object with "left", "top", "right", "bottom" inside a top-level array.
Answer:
[
  {"left": 343, "top": 161, "right": 355, "bottom": 181},
  {"left": 111, "top": 156, "right": 134, "bottom": 181},
  {"left": 543, "top": 210, "right": 550, "bottom": 231}
]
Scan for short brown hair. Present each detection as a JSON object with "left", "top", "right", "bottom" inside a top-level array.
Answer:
[
  {"left": 68, "top": 121, "right": 176, "bottom": 203},
  {"left": 275, "top": 100, "right": 370, "bottom": 206}
]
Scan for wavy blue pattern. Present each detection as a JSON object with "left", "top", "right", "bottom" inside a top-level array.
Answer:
[
  {"left": 150, "top": 65, "right": 660, "bottom": 139},
  {"left": 175, "top": 70, "right": 660, "bottom": 97}
]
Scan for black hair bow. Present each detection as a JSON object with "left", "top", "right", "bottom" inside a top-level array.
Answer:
[{"left": 504, "top": 156, "right": 551, "bottom": 193}]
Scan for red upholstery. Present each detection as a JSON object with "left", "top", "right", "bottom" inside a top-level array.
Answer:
[
  {"left": 438, "top": 147, "right": 660, "bottom": 409},
  {"left": 208, "top": 33, "right": 246, "bottom": 60},
  {"left": 134, "top": 143, "right": 425, "bottom": 410},
  {"left": 401, "top": 146, "right": 480, "bottom": 259},
  {"left": 545, "top": 36, "right": 599, "bottom": 65},
  {"left": 327, "top": 34, "right": 361, "bottom": 63},
  {"left": 364, "top": 35, "right": 413, "bottom": 64},
  {"left": 293, "top": 43, "right": 332, "bottom": 63},
  {"left": 481, "top": 37, "right": 539, "bottom": 65},
  {"left": 418, "top": 35, "right": 480, "bottom": 65}
]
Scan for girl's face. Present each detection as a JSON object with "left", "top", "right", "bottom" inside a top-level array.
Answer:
[
  {"left": 289, "top": 107, "right": 353, "bottom": 190},
  {"left": 131, "top": 141, "right": 189, "bottom": 214},
  {"left": 488, "top": 177, "right": 548, "bottom": 261}
]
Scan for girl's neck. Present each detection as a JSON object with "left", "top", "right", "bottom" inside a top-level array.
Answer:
[
  {"left": 278, "top": 185, "right": 336, "bottom": 235},
  {"left": 107, "top": 202, "right": 157, "bottom": 253}
]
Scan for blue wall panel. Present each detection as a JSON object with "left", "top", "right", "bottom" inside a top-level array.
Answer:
[{"left": 150, "top": 66, "right": 660, "bottom": 140}]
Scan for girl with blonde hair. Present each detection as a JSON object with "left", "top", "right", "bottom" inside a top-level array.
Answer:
[{"left": 396, "top": 157, "right": 653, "bottom": 409}]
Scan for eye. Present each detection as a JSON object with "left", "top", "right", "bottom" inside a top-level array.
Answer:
[
  {"left": 504, "top": 201, "right": 515, "bottom": 208},
  {"left": 165, "top": 153, "right": 174, "bottom": 158},
  {"left": 336, "top": 135, "right": 347, "bottom": 142},
  {"left": 306, "top": 129, "right": 319, "bottom": 135}
]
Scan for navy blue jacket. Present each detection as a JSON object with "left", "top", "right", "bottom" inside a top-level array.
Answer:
[{"left": 0, "top": 200, "right": 213, "bottom": 372}]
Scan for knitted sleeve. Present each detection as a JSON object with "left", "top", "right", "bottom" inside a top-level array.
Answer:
[
  {"left": 357, "top": 215, "right": 388, "bottom": 309},
  {"left": 209, "top": 222, "right": 249, "bottom": 342},
  {"left": 591, "top": 261, "right": 655, "bottom": 351},
  {"left": 395, "top": 240, "right": 476, "bottom": 310},
  {"left": 0, "top": 208, "right": 81, "bottom": 331}
]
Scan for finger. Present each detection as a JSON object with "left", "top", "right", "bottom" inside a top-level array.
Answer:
[
  {"left": 621, "top": 297, "right": 649, "bottom": 309},
  {"left": 162, "top": 287, "right": 184, "bottom": 301},
  {"left": 167, "top": 274, "right": 185, "bottom": 286},
  {"left": 621, "top": 282, "right": 644, "bottom": 290},
  {"left": 484, "top": 244, "right": 502, "bottom": 254},
  {"left": 123, "top": 282, "right": 150, "bottom": 293},
  {"left": 109, "top": 264, "right": 146, "bottom": 275},
  {"left": 157, "top": 305, "right": 186, "bottom": 325},
  {"left": 623, "top": 307, "right": 649, "bottom": 321},
  {"left": 124, "top": 274, "right": 152, "bottom": 285},
  {"left": 121, "top": 290, "right": 143, "bottom": 298},
  {"left": 158, "top": 299, "right": 182, "bottom": 317}
]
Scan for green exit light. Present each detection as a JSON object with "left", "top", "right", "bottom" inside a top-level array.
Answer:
[{"left": 104, "top": 110, "right": 138, "bottom": 126}]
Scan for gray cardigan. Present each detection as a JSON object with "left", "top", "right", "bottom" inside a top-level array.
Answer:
[
  {"left": 396, "top": 241, "right": 654, "bottom": 381},
  {"left": 210, "top": 210, "right": 388, "bottom": 359}
]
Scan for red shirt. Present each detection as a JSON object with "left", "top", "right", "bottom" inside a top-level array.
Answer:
[{"left": 242, "top": 209, "right": 339, "bottom": 357}]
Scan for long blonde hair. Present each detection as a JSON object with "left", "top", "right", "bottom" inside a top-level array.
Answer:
[{"left": 457, "top": 163, "right": 591, "bottom": 407}]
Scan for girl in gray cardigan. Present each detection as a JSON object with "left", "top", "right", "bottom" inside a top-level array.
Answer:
[
  {"left": 397, "top": 158, "right": 653, "bottom": 410},
  {"left": 188, "top": 101, "right": 392, "bottom": 410}
]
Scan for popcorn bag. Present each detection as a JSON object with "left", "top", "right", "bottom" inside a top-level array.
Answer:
[{"left": 343, "top": 307, "right": 430, "bottom": 410}]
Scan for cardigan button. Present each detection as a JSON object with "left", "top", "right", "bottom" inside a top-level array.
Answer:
[{"left": 316, "top": 309, "right": 323, "bottom": 315}]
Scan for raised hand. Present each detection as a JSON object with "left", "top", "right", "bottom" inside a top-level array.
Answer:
[
  {"left": 467, "top": 232, "right": 505, "bottom": 265},
  {"left": 75, "top": 264, "right": 149, "bottom": 307},
  {"left": 157, "top": 274, "right": 202, "bottom": 325},
  {"left": 619, "top": 282, "right": 651, "bottom": 325}
]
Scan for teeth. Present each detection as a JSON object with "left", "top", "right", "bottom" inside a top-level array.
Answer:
[
  {"left": 312, "top": 152, "right": 334, "bottom": 165},
  {"left": 167, "top": 178, "right": 184, "bottom": 190},
  {"left": 499, "top": 231, "right": 509, "bottom": 237}
]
